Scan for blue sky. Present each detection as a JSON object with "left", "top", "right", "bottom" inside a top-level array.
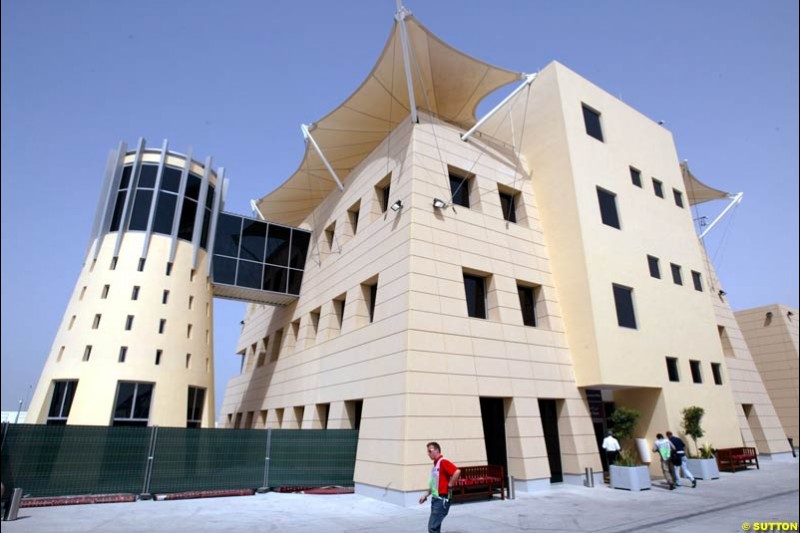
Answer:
[{"left": 2, "top": 1, "right": 798, "bottom": 414}]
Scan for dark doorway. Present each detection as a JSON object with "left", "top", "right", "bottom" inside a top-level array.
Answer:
[
  {"left": 479, "top": 397, "right": 508, "bottom": 478},
  {"left": 538, "top": 399, "right": 563, "bottom": 483}
]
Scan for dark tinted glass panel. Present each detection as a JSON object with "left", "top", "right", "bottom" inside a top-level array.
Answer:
[
  {"left": 240, "top": 220, "right": 267, "bottom": 262},
  {"left": 109, "top": 191, "right": 127, "bottom": 231},
  {"left": 653, "top": 179, "right": 664, "bottom": 198},
  {"left": 613, "top": 285, "right": 637, "bottom": 328},
  {"left": 212, "top": 256, "right": 237, "bottom": 285},
  {"left": 673, "top": 189, "right": 684, "bottom": 207},
  {"left": 582, "top": 104, "right": 604, "bottom": 141},
  {"left": 138, "top": 164, "right": 158, "bottom": 189},
  {"left": 266, "top": 225, "right": 291, "bottom": 266},
  {"left": 200, "top": 209, "right": 211, "bottom": 250},
  {"left": 46, "top": 419, "right": 67, "bottom": 426},
  {"left": 518, "top": 285, "right": 536, "bottom": 327},
  {"left": 113, "top": 419, "right": 147, "bottom": 427},
  {"left": 161, "top": 166, "right": 182, "bottom": 192},
  {"left": 690, "top": 361, "right": 702, "bottom": 383},
  {"left": 449, "top": 175, "right": 470, "bottom": 208},
  {"left": 133, "top": 383, "right": 153, "bottom": 419},
  {"left": 205, "top": 186, "right": 215, "bottom": 210},
  {"left": 187, "top": 388, "right": 197, "bottom": 421},
  {"left": 236, "top": 260, "right": 263, "bottom": 289},
  {"left": 120, "top": 165, "right": 132, "bottom": 189},
  {"left": 648, "top": 256, "right": 661, "bottom": 279},
  {"left": 178, "top": 199, "right": 197, "bottom": 241},
  {"left": 263, "top": 265, "right": 288, "bottom": 293},
  {"left": 597, "top": 188, "right": 620, "bottom": 229},
  {"left": 61, "top": 381, "right": 77, "bottom": 417},
  {"left": 499, "top": 192, "right": 516, "bottom": 223},
  {"left": 288, "top": 269, "right": 303, "bottom": 295},
  {"left": 630, "top": 167, "right": 642, "bottom": 187},
  {"left": 290, "top": 230, "right": 311, "bottom": 269},
  {"left": 153, "top": 192, "right": 177, "bottom": 235},
  {"left": 671, "top": 264, "right": 683, "bottom": 285},
  {"left": 48, "top": 382, "right": 67, "bottom": 417},
  {"left": 114, "top": 382, "right": 136, "bottom": 418},
  {"left": 666, "top": 358, "right": 680, "bottom": 382},
  {"left": 692, "top": 271, "right": 703, "bottom": 291},
  {"left": 129, "top": 189, "right": 153, "bottom": 231},
  {"left": 214, "top": 214, "right": 242, "bottom": 257},
  {"left": 463, "top": 274, "right": 487, "bottom": 319},
  {"left": 185, "top": 174, "right": 202, "bottom": 200}
]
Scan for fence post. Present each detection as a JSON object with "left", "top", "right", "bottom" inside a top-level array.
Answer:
[
  {"left": 141, "top": 426, "right": 159, "bottom": 498},
  {"left": 258, "top": 428, "right": 272, "bottom": 493}
]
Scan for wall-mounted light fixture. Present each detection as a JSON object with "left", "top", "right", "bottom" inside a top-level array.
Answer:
[
  {"left": 787, "top": 311, "right": 794, "bottom": 318},
  {"left": 432, "top": 198, "right": 446, "bottom": 209},
  {"left": 766, "top": 311, "right": 774, "bottom": 319},
  {"left": 718, "top": 290, "right": 726, "bottom": 298},
  {"left": 390, "top": 200, "right": 403, "bottom": 212}
]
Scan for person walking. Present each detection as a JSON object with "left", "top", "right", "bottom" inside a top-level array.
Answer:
[
  {"left": 602, "top": 430, "right": 621, "bottom": 469},
  {"left": 419, "top": 442, "right": 461, "bottom": 533},
  {"left": 667, "top": 431, "right": 697, "bottom": 488},
  {"left": 652, "top": 433, "right": 677, "bottom": 490}
]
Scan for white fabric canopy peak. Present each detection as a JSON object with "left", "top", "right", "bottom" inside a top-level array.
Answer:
[
  {"left": 680, "top": 161, "right": 731, "bottom": 205},
  {"left": 256, "top": 15, "right": 522, "bottom": 227}
]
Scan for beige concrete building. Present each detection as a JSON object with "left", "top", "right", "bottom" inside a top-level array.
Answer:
[
  {"left": 218, "top": 13, "right": 791, "bottom": 505},
  {"left": 735, "top": 304, "right": 799, "bottom": 447}
]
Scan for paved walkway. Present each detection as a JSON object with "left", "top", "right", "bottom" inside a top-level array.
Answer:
[{"left": 4, "top": 461, "right": 798, "bottom": 532}]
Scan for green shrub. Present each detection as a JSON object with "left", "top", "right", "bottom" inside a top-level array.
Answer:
[
  {"left": 681, "top": 406, "right": 705, "bottom": 456},
  {"left": 609, "top": 407, "right": 641, "bottom": 465}
]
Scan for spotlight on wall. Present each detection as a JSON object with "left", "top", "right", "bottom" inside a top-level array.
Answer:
[
  {"left": 390, "top": 200, "right": 403, "bottom": 212},
  {"left": 766, "top": 311, "right": 774, "bottom": 319},
  {"left": 718, "top": 290, "right": 726, "bottom": 298},
  {"left": 432, "top": 198, "right": 446, "bottom": 209}
]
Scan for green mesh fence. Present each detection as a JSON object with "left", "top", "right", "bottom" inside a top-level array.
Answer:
[
  {"left": 1, "top": 424, "right": 150, "bottom": 498},
  {"left": 1, "top": 424, "right": 359, "bottom": 497}
]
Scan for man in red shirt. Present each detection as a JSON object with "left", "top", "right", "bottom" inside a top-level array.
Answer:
[{"left": 418, "top": 442, "right": 461, "bottom": 533}]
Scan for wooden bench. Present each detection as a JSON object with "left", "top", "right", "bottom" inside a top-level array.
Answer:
[
  {"left": 451, "top": 465, "right": 505, "bottom": 501},
  {"left": 716, "top": 447, "right": 759, "bottom": 473}
]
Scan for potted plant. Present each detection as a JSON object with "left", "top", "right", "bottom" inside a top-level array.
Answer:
[
  {"left": 682, "top": 406, "right": 719, "bottom": 479},
  {"left": 608, "top": 407, "right": 651, "bottom": 491}
]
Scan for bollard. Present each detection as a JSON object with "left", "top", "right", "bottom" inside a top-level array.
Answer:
[
  {"left": 5, "top": 488, "right": 23, "bottom": 521},
  {"left": 584, "top": 467, "right": 594, "bottom": 487},
  {"left": 508, "top": 476, "right": 515, "bottom": 499}
]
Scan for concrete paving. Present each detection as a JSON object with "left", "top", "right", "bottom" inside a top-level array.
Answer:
[{"left": 3, "top": 460, "right": 798, "bottom": 532}]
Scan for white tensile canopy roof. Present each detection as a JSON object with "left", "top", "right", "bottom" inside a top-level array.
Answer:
[
  {"left": 255, "top": 15, "right": 522, "bottom": 227},
  {"left": 679, "top": 161, "right": 731, "bottom": 205}
]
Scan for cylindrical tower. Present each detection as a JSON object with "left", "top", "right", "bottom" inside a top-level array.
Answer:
[{"left": 27, "top": 139, "right": 227, "bottom": 428}]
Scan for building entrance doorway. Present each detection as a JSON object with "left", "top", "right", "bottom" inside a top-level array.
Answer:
[
  {"left": 479, "top": 397, "right": 508, "bottom": 480},
  {"left": 538, "top": 399, "right": 563, "bottom": 483}
]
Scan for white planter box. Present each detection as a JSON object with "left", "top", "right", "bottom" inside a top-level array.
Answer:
[
  {"left": 686, "top": 458, "right": 719, "bottom": 480},
  {"left": 609, "top": 465, "right": 651, "bottom": 491}
]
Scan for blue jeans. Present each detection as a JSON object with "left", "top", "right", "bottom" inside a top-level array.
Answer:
[{"left": 428, "top": 497, "right": 450, "bottom": 533}]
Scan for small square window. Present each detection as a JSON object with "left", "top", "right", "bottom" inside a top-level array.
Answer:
[
  {"left": 647, "top": 255, "right": 661, "bottom": 279},
  {"left": 691, "top": 271, "right": 703, "bottom": 292},
  {"left": 597, "top": 187, "right": 621, "bottom": 229},
  {"left": 690, "top": 360, "right": 703, "bottom": 384},
  {"left": 449, "top": 173, "right": 471, "bottom": 208},
  {"left": 582, "top": 104, "right": 604, "bottom": 142},
  {"left": 671, "top": 263, "right": 683, "bottom": 286},
  {"left": 673, "top": 189, "right": 684, "bottom": 208},
  {"left": 652, "top": 179, "right": 664, "bottom": 198},
  {"left": 711, "top": 363, "right": 723, "bottom": 385},
  {"left": 666, "top": 357, "right": 680, "bottom": 382},
  {"left": 463, "top": 273, "right": 487, "bottom": 319},
  {"left": 630, "top": 167, "right": 642, "bottom": 188},
  {"left": 498, "top": 189, "right": 518, "bottom": 223},
  {"left": 612, "top": 284, "right": 637, "bottom": 329}
]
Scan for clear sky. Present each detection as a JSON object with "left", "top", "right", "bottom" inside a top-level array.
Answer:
[{"left": 2, "top": 0, "right": 798, "bottom": 414}]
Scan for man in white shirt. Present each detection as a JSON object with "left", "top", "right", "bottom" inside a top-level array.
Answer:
[{"left": 602, "top": 430, "right": 621, "bottom": 469}]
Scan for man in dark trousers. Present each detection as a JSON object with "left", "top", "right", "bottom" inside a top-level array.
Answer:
[
  {"left": 667, "top": 431, "right": 697, "bottom": 488},
  {"left": 419, "top": 442, "right": 461, "bottom": 533}
]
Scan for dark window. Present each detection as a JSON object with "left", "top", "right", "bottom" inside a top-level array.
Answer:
[
  {"left": 132, "top": 286, "right": 140, "bottom": 300},
  {"left": 673, "top": 189, "right": 684, "bottom": 208},
  {"left": 236, "top": 260, "right": 263, "bottom": 290},
  {"left": 612, "top": 284, "right": 637, "bottom": 329},
  {"left": 582, "top": 104, "right": 604, "bottom": 142},
  {"left": 110, "top": 257, "right": 118, "bottom": 270},
  {"left": 185, "top": 174, "right": 202, "bottom": 200},
  {"left": 119, "top": 346, "right": 128, "bottom": 363},
  {"left": 101, "top": 285, "right": 110, "bottom": 299},
  {"left": 155, "top": 350, "right": 162, "bottom": 365},
  {"left": 671, "top": 263, "right": 683, "bottom": 285},
  {"left": 349, "top": 204, "right": 360, "bottom": 235},
  {"left": 711, "top": 363, "right": 723, "bottom": 385},
  {"left": 138, "top": 164, "right": 158, "bottom": 189},
  {"left": 137, "top": 258, "right": 146, "bottom": 272},
  {"left": 212, "top": 256, "right": 237, "bottom": 285},
  {"left": 263, "top": 265, "right": 288, "bottom": 293},
  {"left": 691, "top": 270, "right": 703, "bottom": 292},
  {"left": 652, "top": 179, "right": 664, "bottom": 198},
  {"left": 463, "top": 273, "right": 487, "bottom": 319},
  {"left": 47, "top": 380, "right": 78, "bottom": 425},
  {"left": 240, "top": 220, "right": 267, "bottom": 262},
  {"left": 597, "top": 188, "right": 620, "bottom": 229},
  {"left": 289, "top": 230, "right": 311, "bottom": 270},
  {"left": 153, "top": 192, "right": 177, "bottom": 235},
  {"left": 499, "top": 191, "right": 517, "bottom": 223},
  {"left": 379, "top": 184, "right": 391, "bottom": 213},
  {"left": 334, "top": 296, "right": 346, "bottom": 328},
  {"left": 690, "top": 360, "right": 703, "bottom": 384},
  {"left": 368, "top": 283, "right": 378, "bottom": 323},
  {"left": 449, "top": 174, "right": 470, "bottom": 208},
  {"left": 178, "top": 199, "right": 197, "bottom": 241},
  {"left": 266, "top": 225, "right": 291, "bottom": 266},
  {"left": 666, "top": 357, "right": 680, "bottom": 382},
  {"left": 187, "top": 387, "right": 205, "bottom": 428},
  {"left": 160, "top": 166, "right": 182, "bottom": 193},
  {"left": 325, "top": 222, "right": 336, "bottom": 251},
  {"left": 159, "top": 319, "right": 166, "bottom": 334},
  {"left": 125, "top": 315, "right": 134, "bottom": 331},
  {"left": 310, "top": 309, "right": 321, "bottom": 335},
  {"left": 166, "top": 263, "right": 173, "bottom": 276},
  {"left": 92, "top": 314, "right": 101, "bottom": 329},
  {"left": 109, "top": 191, "right": 127, "bottom": 232},
  {"left": 113, "top": 382, "right": 153, "bottom": 426},
  {"left": 128, "top": 189, "right": 153, "bottom": 231},
  {"left": 162, "top": 290, "right": 169, "bottom": 304},
  {"left": 517, "top": 285, "right": 537, "bottom": 327},
  {"left": 119, "top": 165, "right": 133, "bottom": 189},
  {"left": 630, "top": 167, "right": 642, "bottom": 187},
  {"left": 288, "top": 270, "right": 304, "bottom": 295},
  {"left": 83, "top": 345, "right": 92, "bottom": 361},
  {"left": 647, "top": 255, "right": 661, "bottom": 279},
  {"left": 214, "top": 213, "right": 243, "bottom": 257}
]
